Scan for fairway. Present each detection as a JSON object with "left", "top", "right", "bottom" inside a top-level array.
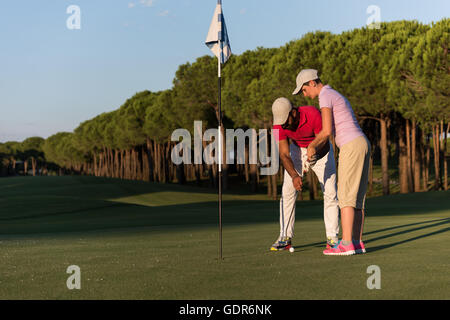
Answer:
[{"left": 0, "top": 176, "right": 449, "bottom": 300}]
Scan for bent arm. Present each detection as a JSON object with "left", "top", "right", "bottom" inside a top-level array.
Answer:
[
  {"left": 279, "top": 139, "right": 299, "bottom": 179},
  {"left": 309, "top": 107, "right": 333, "bottom": 156}
]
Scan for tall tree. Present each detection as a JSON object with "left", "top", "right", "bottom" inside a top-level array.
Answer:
[
  {"left": 388, "top": 19, "right": 449, "bottom": 191},
  {"left": 223, "top": 47, "right": 278, "bottom": 194},
  {"left": 172, "top": 56, "right": 228, "bottom": 188},
  {"left": 21, "top": 137, "right": 45, "bottom": 176}
]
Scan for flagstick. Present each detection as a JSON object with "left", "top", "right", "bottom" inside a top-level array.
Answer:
[
  {"left": 205, "top": 0, "right": 228, "bottom": 262},
  {"left": 218, "top": 43, "right": 223, "bottom": 261}
]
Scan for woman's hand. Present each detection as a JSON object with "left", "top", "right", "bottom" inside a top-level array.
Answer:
[{"left": 307, "top": 145, "right": 317, "bottom": 162}]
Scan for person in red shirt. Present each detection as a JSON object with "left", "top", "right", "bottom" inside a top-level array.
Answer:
[{"left": 270, "top": 97, "right": 339, "bottom": 251}]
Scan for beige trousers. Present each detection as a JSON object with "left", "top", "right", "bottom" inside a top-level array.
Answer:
[{"left": 337, "top": 135, "right": 371, "bottom": 210}]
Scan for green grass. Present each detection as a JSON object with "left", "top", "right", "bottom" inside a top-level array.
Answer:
[{"left": 0, "top": 176, "right": 449, "bottom": 299}]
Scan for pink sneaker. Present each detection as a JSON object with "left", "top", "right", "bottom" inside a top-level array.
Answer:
[
  {"left": 354, "top": 241, "right": 366, "bottom": 254},
  {"left": 323, "top": 241, "right": 355, "bottom": 256}
]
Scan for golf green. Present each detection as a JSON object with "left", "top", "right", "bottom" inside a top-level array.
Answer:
[{"left": 0, "top": 176, "right": 448, "bottom": 299}]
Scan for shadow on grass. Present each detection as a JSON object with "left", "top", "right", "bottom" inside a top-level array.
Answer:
[
  {"left": 0, "top": 176, "right": 449, "bottom": 239},
  {"left": 364, "top": 218, "right": 449, "bottom": 237},
  {"left": 292, "top": 218, "right": 450, "bottom": 252},
  {"left": 367, "top": 228, "right": 449, "bottom": 253},
  {"left": 0, "top": 176, "right": 224, "bottom": 210},
  {"left": 365, "top": 218, "right": 449, "bottom": 252},
  {"left": 0, "top": 202, "right": 132, "bottom": 221},
  {"left": 2, "top": 196, "right": 448, "bottom": 236}
]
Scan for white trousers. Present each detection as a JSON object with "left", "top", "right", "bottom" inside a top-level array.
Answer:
[{"left": 279, "top": 143, "right": 339, "bottom": 240}]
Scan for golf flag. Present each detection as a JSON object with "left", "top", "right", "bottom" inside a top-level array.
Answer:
[
  {"left": 205, "top": 0, "right": 231, "bottom": 261},
  {"left": 205, "top": 0, "right": 231, "bottom": 64}
]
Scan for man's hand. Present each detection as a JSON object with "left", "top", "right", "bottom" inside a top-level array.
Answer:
[{"left": 292, "top": 175, "right": 303, "bottom": 191}]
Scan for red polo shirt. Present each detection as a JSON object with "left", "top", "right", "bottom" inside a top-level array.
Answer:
[{"left": 273, "top": 106, "right": 322, "bottom": 148}]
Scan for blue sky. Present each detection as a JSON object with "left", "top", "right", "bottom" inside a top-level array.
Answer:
[{"left": 0, "top": 0, "right": 448, "bottom": 142}]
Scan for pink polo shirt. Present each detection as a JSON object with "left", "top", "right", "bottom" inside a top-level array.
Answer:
[
  {"left": 318, "top": 85, "right": 363, "bottom": 148},
  {"left": 273, "top": 106, "right": 322, "bottom": 148}
]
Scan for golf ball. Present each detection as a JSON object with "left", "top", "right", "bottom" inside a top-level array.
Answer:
[{"left": 289, "top": 247, "right": 295, "bottom": 253}]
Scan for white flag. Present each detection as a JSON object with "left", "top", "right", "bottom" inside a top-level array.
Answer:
[{"left": 205, "top": 0, "right": 231, "bottom": 64}]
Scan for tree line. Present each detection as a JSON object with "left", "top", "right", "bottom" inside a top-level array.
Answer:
[{"left": 1, "top": 19, "right": 449, "bottom": 199}]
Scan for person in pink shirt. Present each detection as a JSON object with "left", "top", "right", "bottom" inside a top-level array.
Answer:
[{"left": 292, "top": 69, "right": 371, "bottom": 256}]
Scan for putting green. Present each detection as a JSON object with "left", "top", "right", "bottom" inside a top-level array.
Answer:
[{"left": 0, "top": 176, "right": 448, "bottom": 299}]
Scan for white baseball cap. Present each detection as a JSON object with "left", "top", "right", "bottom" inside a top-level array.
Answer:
[
  {"left": 272, "top": 97, "right": 292, "bottom": 125},
  {"left": 292, "top": 69, "right": 319, "bottom": 95}
]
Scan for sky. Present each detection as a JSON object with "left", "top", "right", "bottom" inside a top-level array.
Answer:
[{"left": 0, "top": 0, "right": 448, "bottom": 143}]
